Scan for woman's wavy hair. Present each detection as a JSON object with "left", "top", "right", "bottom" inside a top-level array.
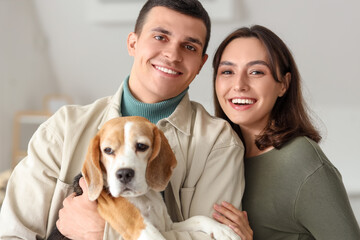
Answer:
[{"left": 213, "top": 25, "right": 321, "bottom": 150}]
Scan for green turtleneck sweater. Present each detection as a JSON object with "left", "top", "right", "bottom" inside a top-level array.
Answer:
[{"left": 121, "top": 77, "right": 188, "bottom": 124}]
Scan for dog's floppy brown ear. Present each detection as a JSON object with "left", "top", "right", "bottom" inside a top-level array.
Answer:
[
  {"left": 82, "top": 134, "right": 103, "bottom": 201},
  {"left": 146, "top": 126, "right": 177, "bottom": 191}
]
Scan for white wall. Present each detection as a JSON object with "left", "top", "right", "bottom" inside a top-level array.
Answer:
[
  {"left": 1, "top": 0, "right": 359, "bottom": 197},
  {"left": 0, "top": 0, "right": 58, "bottom": 171}
]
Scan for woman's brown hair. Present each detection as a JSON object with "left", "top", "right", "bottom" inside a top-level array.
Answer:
[{"left": 213, "top": 25, "right": 321, "bottom": 150}]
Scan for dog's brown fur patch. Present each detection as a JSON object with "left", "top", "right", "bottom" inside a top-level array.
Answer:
[{"left": 97, "top": 190, "right": 146, "bottom": 240}]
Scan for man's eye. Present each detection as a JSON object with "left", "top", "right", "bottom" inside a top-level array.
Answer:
[
  {"left": 136, "top": 143, "right": 149, "bottom": 152},
  {"left": 185, "top": 45, "right": 196, "bottom": 51},
  {"left": 154, "top": 35, "right": 165, "bottom": 41},
  {"left": 104, "top": 147, "right": 114, "bottom": 155}
]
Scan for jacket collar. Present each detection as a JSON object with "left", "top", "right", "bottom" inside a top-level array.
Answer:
[
  {"left": 158, "top": 93, "right": 192, "bottom": 136},
  {"left": 99, "top": 80, "right": 193, "bottom": 136},
  {"left": 97, "top": 82, "right": 124, "bottom": 130}
]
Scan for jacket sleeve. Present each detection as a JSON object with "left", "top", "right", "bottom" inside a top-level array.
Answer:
[
  {"left": 0, "top": 118, "right": 71, "bottom": 239},
  {"left": 295, "top": 164, "right": 360, "bottom": 239}
]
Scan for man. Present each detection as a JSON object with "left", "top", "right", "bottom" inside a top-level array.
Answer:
[{"left": 0, "top": 0, "right": 244, "bottom": 239}]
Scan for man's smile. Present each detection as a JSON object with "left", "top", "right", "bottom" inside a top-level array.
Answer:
[{"left": 154, "top": 65, "right": 182, "bottom": 75}]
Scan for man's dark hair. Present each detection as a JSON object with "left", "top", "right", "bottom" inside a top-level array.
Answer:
[{"left": 134, "top": 0, "right": 211, "bottom": 56}]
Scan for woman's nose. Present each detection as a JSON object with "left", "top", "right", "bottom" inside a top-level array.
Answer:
[{"left": 233, "top": 74, "right": 249, "bottom": 92}]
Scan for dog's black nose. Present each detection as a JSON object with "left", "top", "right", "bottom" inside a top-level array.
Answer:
[{"left": 116, "top": 168, "right": 135, "bottom": 184}]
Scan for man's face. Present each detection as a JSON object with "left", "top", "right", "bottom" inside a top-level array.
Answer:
[{"left": 127, "top": 6, "right": 208, "bottom": 103}]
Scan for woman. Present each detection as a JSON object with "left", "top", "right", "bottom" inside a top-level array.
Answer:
[{"left": 211, "top": 25, "right": 360, "bottom": 239}]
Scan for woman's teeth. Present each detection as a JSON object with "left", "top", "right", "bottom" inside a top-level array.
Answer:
[{"left": 232, "top": 99, "right": 255, "bottom": 105}]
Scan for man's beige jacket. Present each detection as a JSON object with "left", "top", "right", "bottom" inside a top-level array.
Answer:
[{"left": 0, "top": 82, "right": 244, "bottom": 239}]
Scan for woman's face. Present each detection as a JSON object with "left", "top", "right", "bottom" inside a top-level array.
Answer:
[{"left": 215, "top": 37, "right": 287, "bottom": 132}]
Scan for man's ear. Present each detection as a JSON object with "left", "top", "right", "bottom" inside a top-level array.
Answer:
[
  {"left": 197, "top": 53, "right": 208, "bottom": 74},
  {"left": 279, "top": 72, "right": 291, "bottom": 97},
  {"left": 127, "top": 32, "right": 137, "bottom": 56}
]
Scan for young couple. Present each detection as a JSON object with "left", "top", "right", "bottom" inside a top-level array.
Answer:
[{"left": 1, "top": 0, "right": 359, "bottom": 239}]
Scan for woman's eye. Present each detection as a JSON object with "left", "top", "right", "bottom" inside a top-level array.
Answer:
[
  {"left": 104, "top": 147, "right": 114, "bottom": 155},
  {"left": 221, "top": 70, "right": 233, "bottom": 75},
  {"left": 250, "top": 70, "right": 264, "bottom": 75}
]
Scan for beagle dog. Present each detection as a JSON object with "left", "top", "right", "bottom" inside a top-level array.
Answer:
[{"left": 49, "top": 116, "right": 240, "bottom": 240}]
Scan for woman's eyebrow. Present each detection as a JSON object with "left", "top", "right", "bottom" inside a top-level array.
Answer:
[
  {"left": 219, "top": 60, "right": 270, "bottom": 69},
  {"left": 246, "top": 60, "right": 270, "bottom": 68},
  {"left": 219, "top": 61, "right": 236, "bottom": 67}
]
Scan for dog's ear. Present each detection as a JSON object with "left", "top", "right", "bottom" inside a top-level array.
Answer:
[
  {"left": 82, "top": 134, "right": 103, "bottom": 201},
  {"left": 146, "top": 126, "right": 177, "bottom": 191}
]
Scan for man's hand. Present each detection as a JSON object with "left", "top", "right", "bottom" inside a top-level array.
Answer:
[{"left": 56, "top": 177, "right": 105, "bottom": 240}]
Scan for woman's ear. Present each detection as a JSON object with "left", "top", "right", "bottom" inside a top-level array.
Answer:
[
  {"left": 127, "top": 32, "right": 137, "bottom": 56},
  {"left": 279, "top": 72, "right": 291, "bottom": 97}
]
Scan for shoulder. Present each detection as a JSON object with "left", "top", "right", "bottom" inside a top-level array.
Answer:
[
  {"left": 53, "top": 95, "right": 112, "bottom": 122},
  {"left": 279, "top": 136, "right": 336, "bottom": 176},
  {"left": 283, "top": 137, "right": 331, "bottom": 164},
  {"left": 38, "top": 95, "right": 113, "bottom": 142},
  {"left": 53, "top": 95, "right": 112, "bottom": 123}
]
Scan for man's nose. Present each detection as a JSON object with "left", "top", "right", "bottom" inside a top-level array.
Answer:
[{"left": 163, "top": 43, "right": 183, "bottom": 62}]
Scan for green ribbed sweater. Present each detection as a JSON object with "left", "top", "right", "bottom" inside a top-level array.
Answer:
[{"left": 121, "top": 77, "right": 188, "bottom": 124}]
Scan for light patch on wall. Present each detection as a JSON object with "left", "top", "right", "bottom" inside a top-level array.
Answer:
[{"left": 86, "top": 0, "right": 234, "bottom": 23}]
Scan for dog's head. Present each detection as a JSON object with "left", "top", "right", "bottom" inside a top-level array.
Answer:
[{"left": 82, "top": 116, "right": 177, "bottom": 201}]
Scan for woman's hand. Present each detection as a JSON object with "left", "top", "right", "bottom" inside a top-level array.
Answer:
[
  {"left": 56, "top": 177, "right": 105, "bottom": 240},
  {"left": 213, "top": 201, "right": 253, "bottom": 240}
]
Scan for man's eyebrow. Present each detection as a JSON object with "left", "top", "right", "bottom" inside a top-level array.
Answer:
[
  {"left": 151, "top": 27, "right": 203, "bottom": 47},
  {"left": 186, "top": 36, "right": 203, "bottom": 47},
  {"left": 151, "top": 27, "right": 171, "bottom": 35}
]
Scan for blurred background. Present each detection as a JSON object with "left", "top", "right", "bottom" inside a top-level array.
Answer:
[{"left": 0, "top": 0, "right": 359, "bottom": 223}]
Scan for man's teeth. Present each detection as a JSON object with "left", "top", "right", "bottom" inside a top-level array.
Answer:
[
  {"left": 232, "top": 99, "right": 255, "bottom": 105},
  {"left": 155, "top": 66, "right": 179, "bottom": 75}
]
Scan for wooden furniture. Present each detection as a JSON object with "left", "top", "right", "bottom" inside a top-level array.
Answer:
[
  {"left": 11, "top": 94, "right": 73, "bottom": 168},
  {"left": 12, "top": 111, "right": 51, "bottom": 168}
]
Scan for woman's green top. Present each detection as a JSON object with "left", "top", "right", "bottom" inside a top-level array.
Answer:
[{"left": 243, "top": 136, "right": 360, "bottom": 239}]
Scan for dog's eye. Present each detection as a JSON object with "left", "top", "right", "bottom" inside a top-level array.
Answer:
[
  {"left": 104, "top": 147, "right": 114, "bottom": 155},
  {"left": 136, "top": 143, "right": 149, "bottom": 152}
]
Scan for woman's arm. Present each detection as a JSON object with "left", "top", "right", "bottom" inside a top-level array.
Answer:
[{"left": 295, "top": 164, "right": 360, "bottom": 239}]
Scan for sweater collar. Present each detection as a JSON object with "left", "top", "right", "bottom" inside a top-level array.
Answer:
[
  {"left": 121, "top": 77, "right": 188, "bottom": 124},
  {"left": 99, "top": 77, "right": 193, "bottom": 136}
]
